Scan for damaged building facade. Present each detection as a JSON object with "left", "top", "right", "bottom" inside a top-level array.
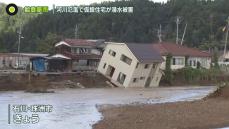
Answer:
[{"left": 97, "top": 42, "right": 164, "bottom": 88}]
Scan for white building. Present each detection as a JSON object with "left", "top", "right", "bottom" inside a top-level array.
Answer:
[
  {"left": 0, "top": 53, "right": 48, "bottom": 69},
  {"left": 152, "top": 42, "right": 212, "bottom": 70},
  {"left": 97, "top": 42, "right": 164, "bottom": 88}
]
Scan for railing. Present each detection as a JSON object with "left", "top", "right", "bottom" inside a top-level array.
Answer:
[
  {"left": 219, "top": 62, "right": 229, "bottom": 73},
  {"left": 0, "top": 70, "right": 27, "bottom": 75},
  {"left": 73, "top": 66, "right": 97, "bottom": 71}
]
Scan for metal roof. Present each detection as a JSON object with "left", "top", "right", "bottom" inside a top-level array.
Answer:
[
  {"left": 126, "top": 43, "right": 164, "bottom": 63},
  {"left": 152, "top": 42, "right": 211, "bottom": 57}
]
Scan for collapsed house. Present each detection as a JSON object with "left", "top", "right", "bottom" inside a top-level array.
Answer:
[{"left": 97, "top": 42, "right": 164, "bottom": 88}]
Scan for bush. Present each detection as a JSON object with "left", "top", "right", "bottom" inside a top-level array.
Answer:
[
  {"left": 164, "top": 54, "right": 173, "bottom": 85},
  {"left": 173, "top": 67, "right": 222, "bottom": 85}
]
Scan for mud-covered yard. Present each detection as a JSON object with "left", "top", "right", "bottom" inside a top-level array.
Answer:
[
  {"left": 93, "top": 86, "right": 229, "bottom": 129},
  {"left": 0, "top": 72, "right": 110, "bottom": 91}
]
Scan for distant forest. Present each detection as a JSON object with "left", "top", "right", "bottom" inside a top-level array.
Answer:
[{"left": 0, "top": 0, "right": 229, "bottom": 53}]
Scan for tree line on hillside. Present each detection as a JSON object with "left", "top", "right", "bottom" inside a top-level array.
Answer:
[
  {"left": 0, "top": 0, "right": 229, "bottom": 53},
  {"left": 0, "top": 3, "right": 37, "bottom": 52}
]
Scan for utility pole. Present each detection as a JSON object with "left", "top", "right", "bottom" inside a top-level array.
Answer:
[
  {"left": 75, "top": 24, "right": 79, "bottom": 39},
  {"left": 17, "top": 24, "right": 22, "bottom": 68},
  {"left": 181, "top": 23, "right": 187, "bottom": 45},
  {"left": 224, "top": 16, "right": 229, "bottom": 55},
  {"left": 209, "top": 14, "right": 214, "bottom": 53},
  {"left": 157, "top": 24, "right": 162, "bottom": 43},
  {"left": 175, "top": 16, "right": 181, "bottom": 44}
]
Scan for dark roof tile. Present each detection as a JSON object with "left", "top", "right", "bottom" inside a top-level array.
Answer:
[
  {"left": 126, "top": 43, "right": 164, "bottom": 63},
  {"left": 64, "top": 39, "right": 97, "bottom": 47},
  {"left": 152, "top": 42, "right": 211, "bottom": 57}
]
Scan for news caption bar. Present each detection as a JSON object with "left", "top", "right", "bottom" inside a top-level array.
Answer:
[
  {"left": 23, "top": 5, "right": 134, "bottom": 14},
  {"left": 8, "top": 104, "right": 53, "bottom": 125}
]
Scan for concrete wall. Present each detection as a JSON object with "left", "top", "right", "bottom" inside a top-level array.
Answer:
[{"left": 0, "top": 56, "right": 30, "bottom": 69}]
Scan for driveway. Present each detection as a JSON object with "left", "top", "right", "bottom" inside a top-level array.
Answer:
[{"left": 0, "top": 86, "right": 217, "bottom": 129}]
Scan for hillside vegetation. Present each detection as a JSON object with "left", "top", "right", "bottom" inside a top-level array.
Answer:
[
  {"left": 0, "top": 3, "right": 37, "bottom": 52},
  {"left": 0, "top": 0, "right": 229, "bottom": 53}
]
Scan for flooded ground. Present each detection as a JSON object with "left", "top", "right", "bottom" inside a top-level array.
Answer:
[{"left": 0, "top": 86, "right": 217, "bottom": 129}]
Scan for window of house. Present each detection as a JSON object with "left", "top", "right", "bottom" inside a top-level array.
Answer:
[
  {"left": 103, "top": 63, "right": 107, "bottom": 69},
  {"left": 73, "top": 48, "right": 89, "bottom": 54},
  {"left": 79, "top": 48, "right": 89, "bottom": 54},
  {"left": 156, "top": 77, "right": 159, "bottom": 82},
  {"left": 189, "top": 60, "right": 192, "bottom": 66},
  {"left": 2, "top": 58, "right": 5, "bottom": 65},
  {"left": 152, "top": 64, "right": 157, "bottom": 69},
  {"left": 144, "top": 64, "right": 149, "bottom": 69},
  {"left": 140, "top": 77, "right": 145, "bottom": 80},
  {"left": 173, "top": 58, "right": 176, "bottom": 65},
  {"left": 172, "top": 58, "right": 184, "bottom": 65},
  {"left": 193, "top": 60, "right": 196, "bottom": 66},
  {"left": 117, "top": 72, "right": 126, "bottom": 84},
  {"left": 136, "top": 63, "right": 139, "bottom": 68},
  {"left": 202, "top": 59, "right": 207, "bottom": 66},
  {"left": 133, "top": 78, "right": 138, "bottom": 83},
  {"left": 108, "top": 50, "right": 116, "bottom": 57},
  {"left": 120, "top": 54, "right": 132, "bottom": 65}
]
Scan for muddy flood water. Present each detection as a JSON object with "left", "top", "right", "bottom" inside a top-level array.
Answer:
[{"left": 0, "top": 86, "right": 217, "bottom": 129}]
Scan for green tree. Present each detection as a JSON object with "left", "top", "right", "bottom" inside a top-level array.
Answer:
[
  {"left": 212, "top": 51, "right": 220, "bottom": 69},
  {"left": 37, "top": 33, "right": 61, "bottom": 54},
  {"left": 164, "top": 53, "right": 173, "bottom": 85},
  {"left": 185, "top": 55, "right": 189, "bottom": 67},
  {"left": 1, "top": 0, "right": 229, "bottom": 52}
]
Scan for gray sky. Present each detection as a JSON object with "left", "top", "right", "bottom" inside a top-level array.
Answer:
[{"left": 1, "top": 0, "right": 167, "bottom": 9}]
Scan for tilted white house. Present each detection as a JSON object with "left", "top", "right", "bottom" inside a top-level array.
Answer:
[
  {"left": 152, "top": 42, "right": 212, "bottom": 70},
  {"left": 97, "top": 42, "right": 164, "bottom": 88}
]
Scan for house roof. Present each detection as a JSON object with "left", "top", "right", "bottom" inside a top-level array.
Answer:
[
  {"left": 62, "top": 51, "right": 101, "bottom": 60},
  {"left": 55, "top": 39, "right": 103, "bottom": 47},
  {"left": 48, "top": 54, "right": 71, "bottom": 60},
  {"left": 0, "top": 53, "right": 48, "bottom": 58},
  {"left": 126, "top": 43, "right": 164, "bottom": 63},
  {"left": 152, "top": 42, "right": 211, "bottom": 57}
]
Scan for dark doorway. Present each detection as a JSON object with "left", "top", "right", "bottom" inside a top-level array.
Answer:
[{"left": 145, "top": 77, "right": 152, "bottom": 88}]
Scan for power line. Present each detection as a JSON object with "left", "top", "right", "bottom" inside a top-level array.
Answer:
[{"left": 17, "top": 24, "right": 22, "bottom": 68}]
